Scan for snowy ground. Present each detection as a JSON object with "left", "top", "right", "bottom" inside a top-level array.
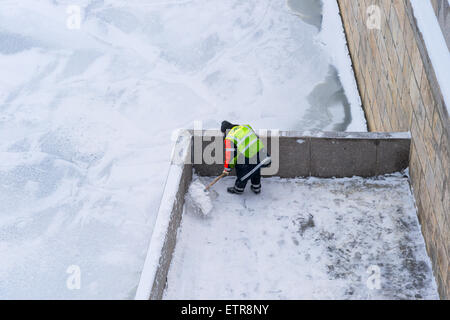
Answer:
[
  {"left": 0, "top": 0, "right": 365, "bottom": 298},
  {"left": 164, "top": 174, "right": 438, "bottom": 300}
]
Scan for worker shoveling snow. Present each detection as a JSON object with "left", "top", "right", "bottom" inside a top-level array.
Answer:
[{"left": 165, "top": 174, "right": 439, "bottom": 300}]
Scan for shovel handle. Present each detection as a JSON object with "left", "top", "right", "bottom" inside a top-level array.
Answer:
[{"left": 204, "top": 173, "right": 227, "bottom": 191}]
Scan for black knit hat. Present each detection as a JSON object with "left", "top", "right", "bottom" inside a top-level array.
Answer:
[{"left": 221, "top": 120, "right": 236, "bottom": 133}]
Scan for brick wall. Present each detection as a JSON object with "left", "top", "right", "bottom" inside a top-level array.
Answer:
[{"left": 337, "top": 0, "right": 449, "bottom": 299}]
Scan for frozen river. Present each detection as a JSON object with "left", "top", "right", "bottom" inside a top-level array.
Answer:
[{"left": 0, "top": 0, "right": 365, "bottom": 298}]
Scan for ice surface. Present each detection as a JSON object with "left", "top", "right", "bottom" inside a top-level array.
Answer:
[
  {"left": 164, "top": 174, "right": 438, "bottom": 300},
  {"left": 0, "top": 0, "right": 366, "bottom": 298},
  {"left": 287, "top": 0, "right": 323, "bottom": 30}
]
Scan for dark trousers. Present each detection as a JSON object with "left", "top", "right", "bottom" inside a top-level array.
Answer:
[{"left": 234, "top": 163, "right": 261, "bottom": 192}]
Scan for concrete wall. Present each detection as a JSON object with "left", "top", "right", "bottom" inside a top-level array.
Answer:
[
  {"left": 337, "top": 0, "right": 449, "bottom": 299},
  {"left": 149, "top": 162, "right": 192, "bottom": 300},
  {"left": 193, "top": 130, "right": 411, "bottom": 178},
  {"left": 136, "top": 131, "right": 411, "bottom": 299}
]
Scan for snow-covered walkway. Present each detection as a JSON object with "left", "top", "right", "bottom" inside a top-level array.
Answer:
[{"left": 164, "top": 174, "right": 438, "bottom": 300}]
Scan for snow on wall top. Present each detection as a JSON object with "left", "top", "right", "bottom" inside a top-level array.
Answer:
[
  {"left": 411, "top": 0, "right": 450, "bottom": 115},
  {"left": 193, "top": 130, "right": 411, "bottom": 140}
]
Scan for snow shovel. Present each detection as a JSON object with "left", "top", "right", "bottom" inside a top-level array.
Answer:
[
  {"left": 185, "top": 173, "right": 227, "bottom": 217},
  {"left": 204, "top": 172, "right": 227, "bottom": 191}
]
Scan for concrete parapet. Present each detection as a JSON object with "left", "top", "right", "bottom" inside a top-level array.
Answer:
[{"left": 192, "top": 130, "right": 410, "bottom": 178}]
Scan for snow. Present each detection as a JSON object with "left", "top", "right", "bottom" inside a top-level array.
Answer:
[
  {"left": 411, "top": 0, "right": 450, "bottom": 114},
  {"left": 0, "top": 0, "right": 367, "bottom": 299},
  {"left": 164, "top": 174, "right": 438, "bottom": 300},
  {"left": 134, "top": 131, "right": 193, "bottom": 300},
  {"left": 185, "top": 179, "right": 214, "bottom": 217}
]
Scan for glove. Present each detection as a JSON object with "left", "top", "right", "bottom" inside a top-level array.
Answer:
[{"left": 223, "top": 168, "right": 231, "bottom": 175}]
